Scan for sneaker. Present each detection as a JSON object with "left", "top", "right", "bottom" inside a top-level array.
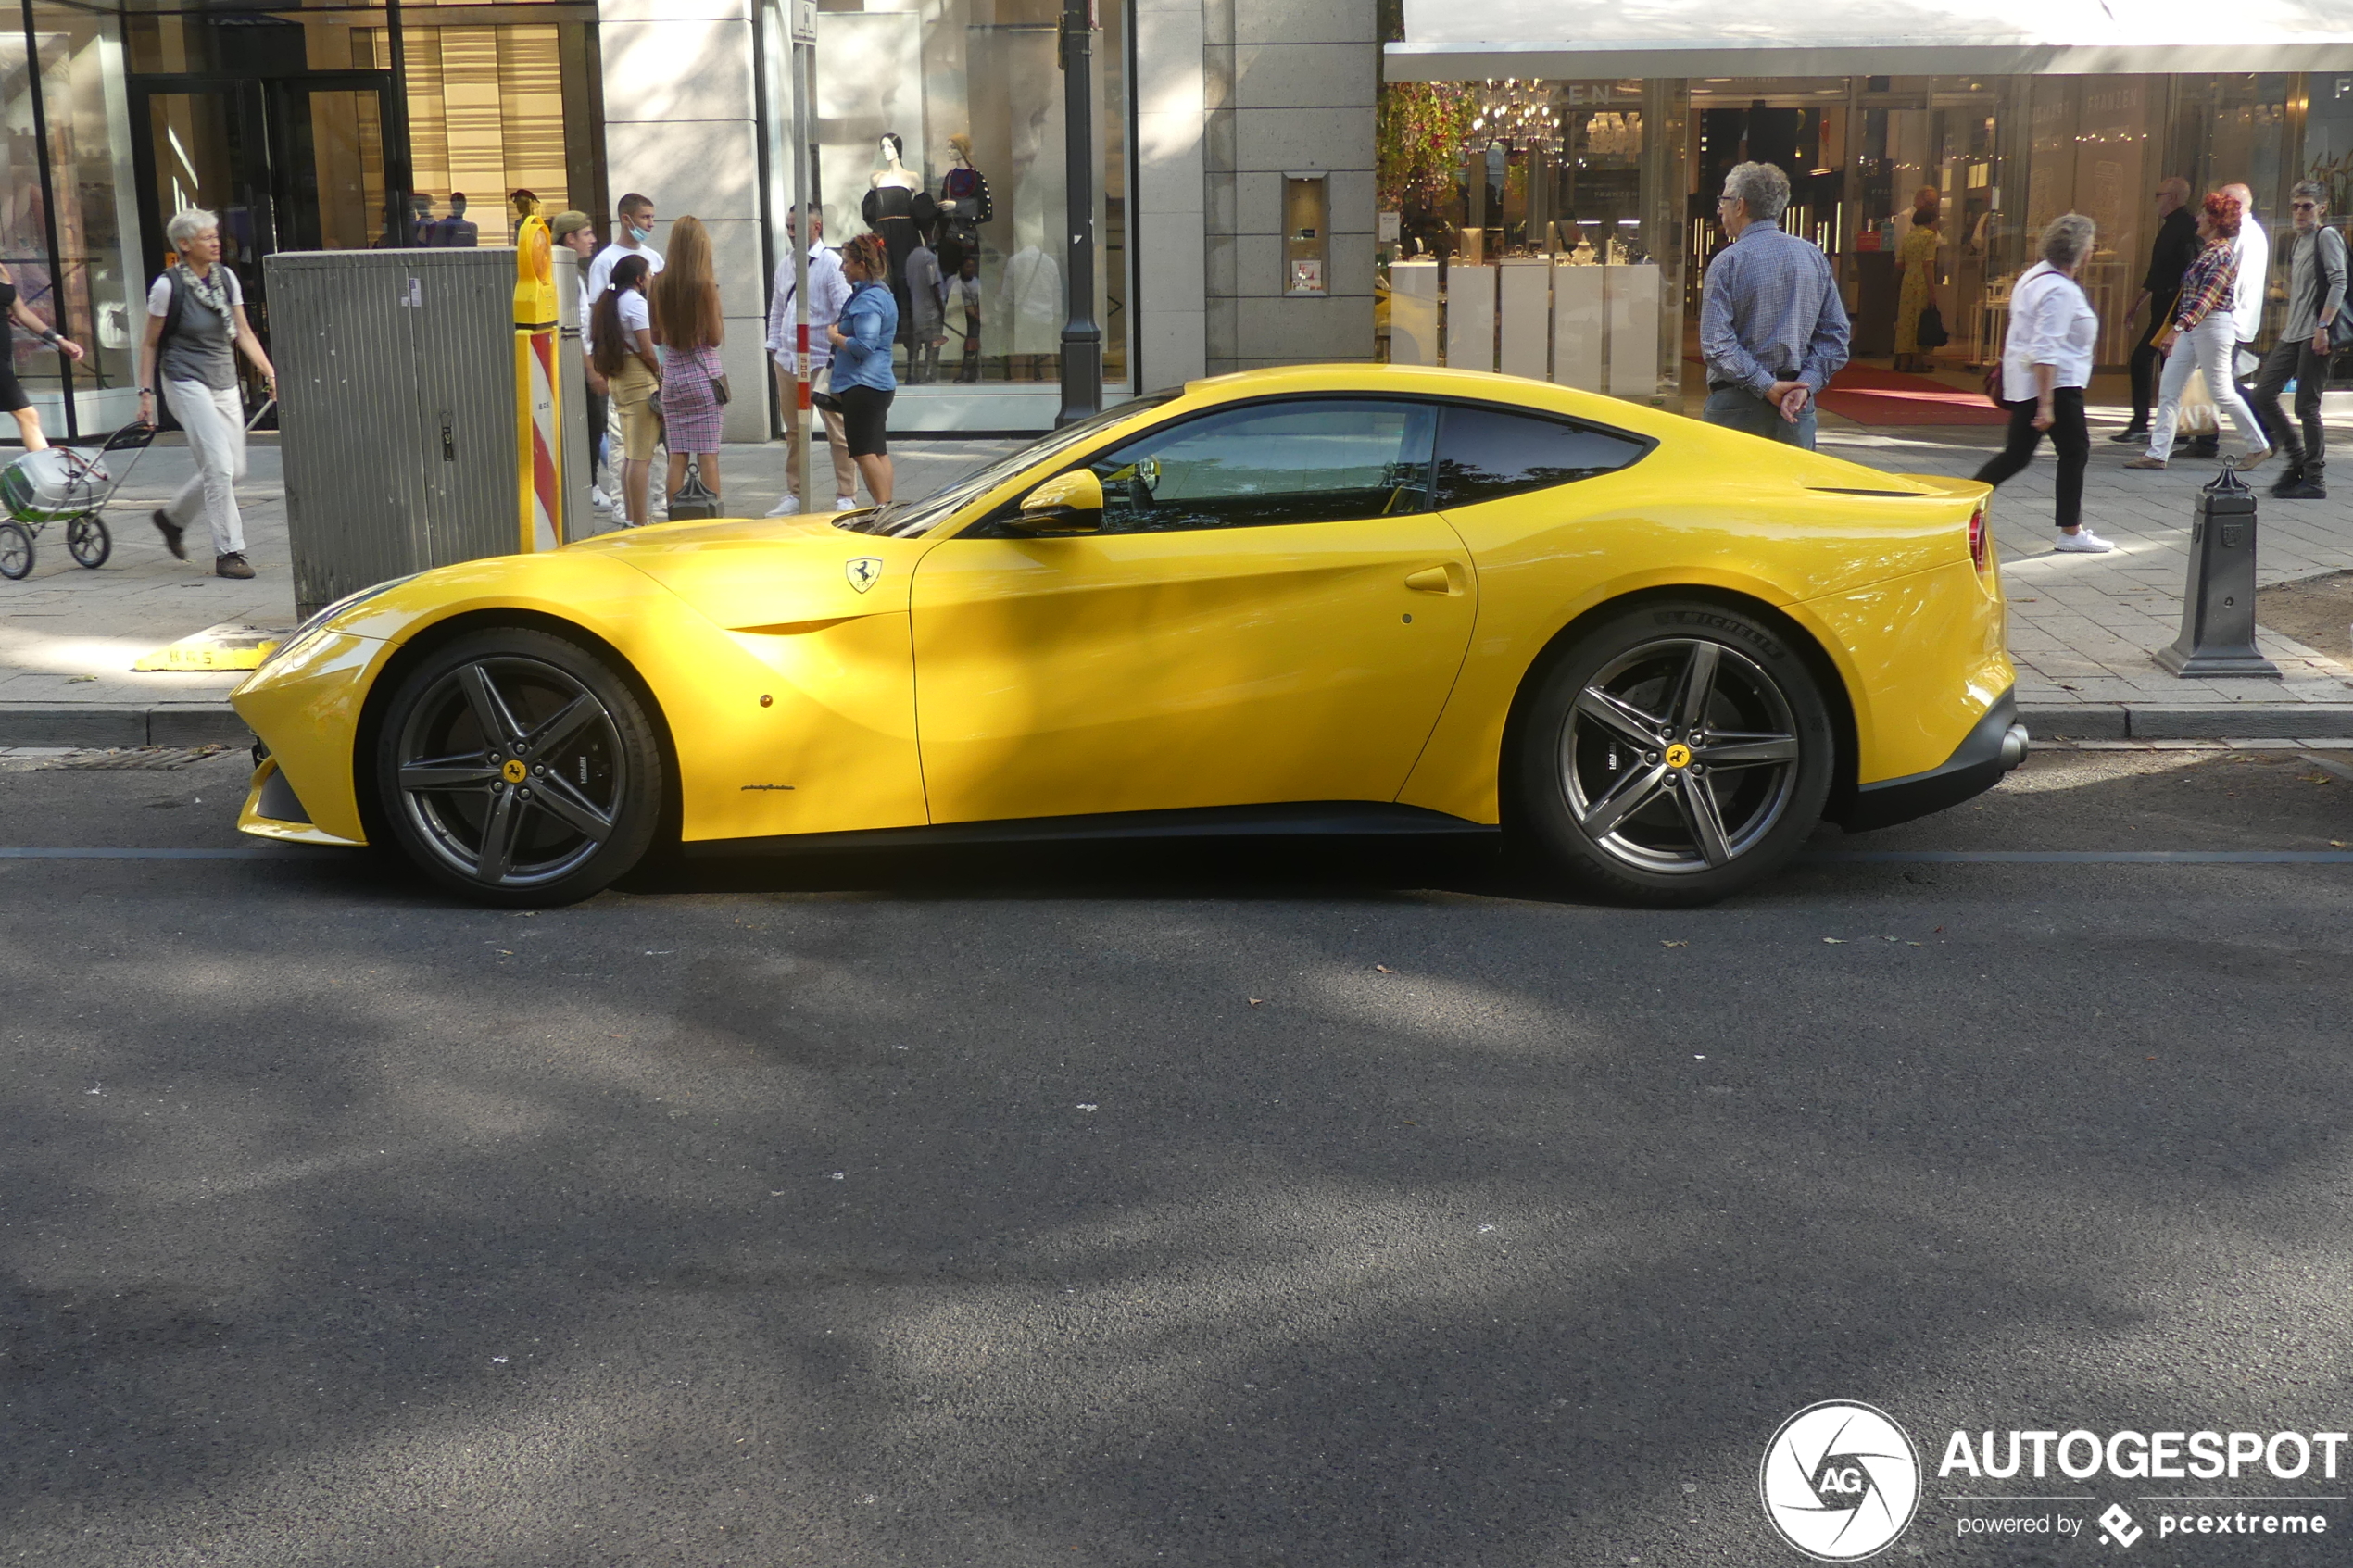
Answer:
[
  {"left": 766, "top": 495, "right": 800, "bottom": 517},
  {"left": 2270, "top": 468, "right": 2306, "bottom": 496},
  {"left": 834, "top": 496, "right": 859, "bottom": 511},
  {"left": 2276, "top": 480, "right": 2328, "bottom": 499},
  {"left": 590, "top": 485, "right": 614, "bottom": 510},
  {"left": 214, "top": 551, "right": 255, "bottom": 579},
  {"left": 2108, "top": 425, "right": 2150, "bottom": 444},
  {"left": 2122, "top": 456, "right": 2169, "bottom": 470},
  {"left": 2185, "top": 436, "right": 2220, "bottom": 458},
  {"left": 2234, "top": 446, "right": 2273, "bottom": 470},
  {"left": 151, "top": 509, "right": 185, "bottom": 560},
  {"left": 2054, "top": 529, "right": 2116, "bottom": 554}
]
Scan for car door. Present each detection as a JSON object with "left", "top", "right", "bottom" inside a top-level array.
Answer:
[{"left": 909, "top": 396, "right": 1478, "bottom": 824}]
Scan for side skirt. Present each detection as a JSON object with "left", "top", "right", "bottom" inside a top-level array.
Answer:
[{"left": 682, "top": 802, "right": 1501, "bottom": 859}]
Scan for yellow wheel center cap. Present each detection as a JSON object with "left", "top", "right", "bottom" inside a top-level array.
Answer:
[
  {"left": 501, "top": 759, "right": 528, "bottom": 784},
  {"left": 1664, "top": 743, "right": 1692, "bottom": 770}
]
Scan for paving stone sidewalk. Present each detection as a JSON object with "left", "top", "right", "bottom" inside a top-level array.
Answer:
[{"left": 6, "top": 412, "right": 2353, "bottom": 746}]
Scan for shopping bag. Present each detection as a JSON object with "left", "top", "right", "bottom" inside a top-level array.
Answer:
[
  {"left": 0, "top": 448, "right": 104, "bottom": 523},
  {"left": 2177, "top": 368, "right": 2221, "bottom": 435}
]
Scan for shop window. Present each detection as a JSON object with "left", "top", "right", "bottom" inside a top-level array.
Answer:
[{"left": 792, "top": 0, "right": 1127, "bottom": 390}]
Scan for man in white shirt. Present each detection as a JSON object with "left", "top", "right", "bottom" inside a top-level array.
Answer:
[
  {"left": 585, "top": 192, "right": 663, "bottom": 305},
  {"left": 765, "top": 204, "right": 857, "bottom": 514}
]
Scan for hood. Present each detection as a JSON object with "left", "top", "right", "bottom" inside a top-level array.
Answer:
[{"left": 565, "top": 513, "right": 933, "bottom": 629}]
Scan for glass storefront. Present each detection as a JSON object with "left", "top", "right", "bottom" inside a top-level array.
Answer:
[
  {"left": 1377, "top": 71, "right": 2353, "bottom": 404},
  {"left": 770, "top": 0, "right": 1127, "bottom": 414}
]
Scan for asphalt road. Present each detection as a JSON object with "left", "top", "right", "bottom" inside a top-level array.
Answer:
[{"left": 3, "top": 746, "right": 2350, "bottom": 1567}]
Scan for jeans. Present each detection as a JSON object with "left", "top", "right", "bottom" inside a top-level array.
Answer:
[
  {"left": 772, "top": 358, "right": 857, "bottom": 498},
  {"left": 2126, "top": 291, "right": 2175, "bottom": 426},
  {"left": 2147, "top": 316, "right": 2266, "bottom": 458},
  {"left": 1973, "top": 388, "right": 2089, "bottom": 532},
  {"left": 1702, "top": 384, "right": 1818, "bottom": 449},
  {"left": 159, "top": 379, "right": 246, "bottom": 558},
  {"left": 2248, "top": 334, "right": 2327, "bottom": 479}
]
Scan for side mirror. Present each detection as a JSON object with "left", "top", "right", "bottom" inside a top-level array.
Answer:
[{"left": 1006, "top": 469, "right": 1103, "bottom": 534}]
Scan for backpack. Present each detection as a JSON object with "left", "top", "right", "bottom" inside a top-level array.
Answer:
[{"left": 2311, "top": 228, "right": 2353, "bottom": 354}]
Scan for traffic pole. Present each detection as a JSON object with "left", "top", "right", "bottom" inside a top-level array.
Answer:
[
  {"left": 513, "top": 214, "right": 562, "bottom": 552},
  {"left": 790, "top": 0, "right": 816, "bottom": 509},
  {"left": 1054, "top": 0, "right": 1101, "bottom": 426}
]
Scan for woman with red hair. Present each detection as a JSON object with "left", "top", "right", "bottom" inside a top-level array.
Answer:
[{"left": 2128, "top": 192, "right": 2271, "bottom": 470}]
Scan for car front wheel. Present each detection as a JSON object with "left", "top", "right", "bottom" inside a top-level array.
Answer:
[
  {"left": 1512, "top": 600, "right": 1835, "bottom": 906},
  {"left": 372, "top": 628, "right": 663, "bottom": 907}
]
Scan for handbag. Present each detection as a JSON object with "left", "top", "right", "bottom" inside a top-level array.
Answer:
[
  {"left": 811, "top": 362, "right": 839, "bottom": 412},
  {"left": 668, "top": 456, "right": 720, "bottom": 521},
  {"left": 712, "top": 373, "right": 731, "bottom": 406},
  {"left": 1917, "top": 302, "right": 1949, "bottom": 350}
]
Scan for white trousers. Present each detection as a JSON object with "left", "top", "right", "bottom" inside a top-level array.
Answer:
[
  {"left": 2147, "top": 315, "right": 2266, "bottom": 459},
  {"left": 160, "top": 379, "right": 247, "bottom": 557}
]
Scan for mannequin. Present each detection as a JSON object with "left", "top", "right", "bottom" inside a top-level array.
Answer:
[
  {"left": 936, "top": 132, "right": 992, "bottom": 372},
  {"left": 861, "top": 132, "right": 936, "bottom": 351},
  {"left": 936, "top": 132, "right": 993, "bottom": 275}
]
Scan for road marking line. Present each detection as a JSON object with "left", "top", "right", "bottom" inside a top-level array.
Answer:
[{"left": 1807, "top": 850, "right": 2353, "bottom": 863}]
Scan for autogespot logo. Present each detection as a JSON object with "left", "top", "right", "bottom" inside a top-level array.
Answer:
[{"left": 1760, "top": 1401, "right": 1924, "bottom": 1561}]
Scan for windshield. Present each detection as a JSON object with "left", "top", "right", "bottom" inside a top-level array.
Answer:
[{"left": 835, "top": 395, "right": 1177, "bottom": 537}]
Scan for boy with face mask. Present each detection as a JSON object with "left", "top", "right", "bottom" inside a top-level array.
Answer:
[{"left": 585, "top": 192, "right": 665, "bottom": 305}]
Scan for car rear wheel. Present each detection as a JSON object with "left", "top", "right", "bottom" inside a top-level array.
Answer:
[
  {"left": 1511, "top": 600, "right": 1834, "bottom": 906},
  {"left": 372, "top": 628, "right": 662, "bottom": 907}
]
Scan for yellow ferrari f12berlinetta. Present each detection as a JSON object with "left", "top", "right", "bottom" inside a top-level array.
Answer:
[{"left": 233, "top": 365, "right": 2023, "bottom": 907}]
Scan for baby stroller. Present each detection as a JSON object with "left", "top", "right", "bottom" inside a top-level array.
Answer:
[{"left": 0, "top": 420, "right": 157, "bottom": 581}]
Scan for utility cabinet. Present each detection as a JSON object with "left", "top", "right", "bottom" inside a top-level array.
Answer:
[{"left": 269, "top": 247, "right": 577, "bottom": 620}]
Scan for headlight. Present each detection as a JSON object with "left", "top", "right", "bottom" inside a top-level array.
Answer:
[{"left": 260, "top": 574, "right": 418, "bottom": 670}]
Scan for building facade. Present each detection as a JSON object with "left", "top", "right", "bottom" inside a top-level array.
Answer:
[
  {"left": 14, "top": 0, "right": 2345, "bottom": 445},
  {"left": 11, "top": 0, "right": 1376, "bottom": 445},
  {"left": 1380, "top": 2, "right": 2353, "bottom": 403}
]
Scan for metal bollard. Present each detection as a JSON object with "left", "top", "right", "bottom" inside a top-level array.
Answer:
[{"left": 2154, "top": 463, "right": 2280, "bottom": 678}]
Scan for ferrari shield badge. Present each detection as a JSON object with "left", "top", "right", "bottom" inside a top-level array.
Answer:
[{"left": 845, "top": 557, "right": 883, "bottom": 594}]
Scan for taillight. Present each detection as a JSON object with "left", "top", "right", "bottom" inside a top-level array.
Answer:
[{"left": 1968, "top": 503, "right": 1990, "bottom": 575}]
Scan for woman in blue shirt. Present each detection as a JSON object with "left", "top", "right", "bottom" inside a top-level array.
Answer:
[{"left": 826, "top": 233, "right": 900, "bottom": 505}]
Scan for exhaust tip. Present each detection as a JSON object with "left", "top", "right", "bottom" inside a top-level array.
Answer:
[{"left": 1998, "top": 722, "right": 2031, "bottom": 770}]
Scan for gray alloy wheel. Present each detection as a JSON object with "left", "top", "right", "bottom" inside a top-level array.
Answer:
[
  {"left": 1513, "top": 601, "right": 1834, "bottom": 906},
  {"left": 377, "top": 630, "right": 661, "bottom": 906},
  {"left": 1562, "top": 637, "right": 1803, "bottom": 875}
]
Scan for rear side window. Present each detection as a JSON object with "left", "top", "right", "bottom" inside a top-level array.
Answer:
[{"left": 1433, "top": 406, "right": 1649, "bottom": 508}]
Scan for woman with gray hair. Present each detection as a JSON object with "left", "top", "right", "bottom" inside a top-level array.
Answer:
[
  {"left": 136, "top": 208, "right": 277, "bottom": 579},
  {"left": 1972, "top": 212, "right": 2110, "bottom": 553}
]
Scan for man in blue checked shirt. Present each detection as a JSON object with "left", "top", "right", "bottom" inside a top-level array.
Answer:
[{"left": 1699, "top": 161, "right": 1851, "bottom": 449}]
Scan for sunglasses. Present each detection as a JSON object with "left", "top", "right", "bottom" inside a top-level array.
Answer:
[{"left": 2292, "top": 201, "right": 2320, "bottom": 211}]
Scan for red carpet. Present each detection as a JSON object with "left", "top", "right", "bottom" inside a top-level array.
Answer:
[{"left": 1816, "top": 364, "right": 2008, "bottom": 427}]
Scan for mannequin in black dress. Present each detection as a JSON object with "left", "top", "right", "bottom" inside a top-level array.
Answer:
[{"left": 861, "top": 133, "right": 935, "bottom": 350}]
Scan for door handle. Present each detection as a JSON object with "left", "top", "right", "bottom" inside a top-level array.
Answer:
[{"left": 1403, "top": 564, "right": 1460, "bottom": 595}]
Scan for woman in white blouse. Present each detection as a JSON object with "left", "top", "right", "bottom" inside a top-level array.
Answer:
[{"left": 1973, "top": 213, "right": 2112, "bottom": 554}]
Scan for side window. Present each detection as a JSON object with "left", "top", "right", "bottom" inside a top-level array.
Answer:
[
  {"left": 1084, "top": 398, "right": 1436, "bottom": 533},
  {"left": 1433, "top": 406, "right": 1649, "bottom": 508}
]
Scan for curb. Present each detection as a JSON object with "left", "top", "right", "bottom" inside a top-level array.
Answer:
[
  {"left": 0, "top": 704, "right": 250, "bottom": 748},
  {"left": 2020, "top": 702, "right": 2353, "bottom": 741}
]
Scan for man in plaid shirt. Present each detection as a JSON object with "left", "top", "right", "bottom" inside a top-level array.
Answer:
[{"left": 1700, "top": 161, "right": 1851, "bottom": 449}]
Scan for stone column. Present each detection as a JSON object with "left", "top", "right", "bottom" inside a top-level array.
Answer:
[
  {"left": 599, "top": 0, "right": 771, "bottom": 443},
  {"left": 1133, "top": 0, "right": 1208, "bottom": 391},
  {"left": 1204, "top": 0, "right": 1375, "bottom": 373}
]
